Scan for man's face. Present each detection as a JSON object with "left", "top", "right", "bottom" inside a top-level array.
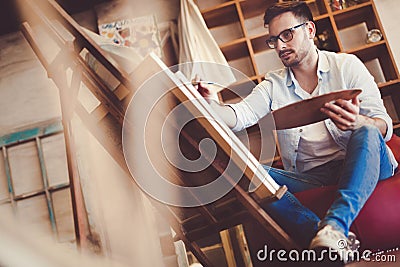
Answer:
[{"left": 268, "top": 12, "right": 312, "bottom": 67}]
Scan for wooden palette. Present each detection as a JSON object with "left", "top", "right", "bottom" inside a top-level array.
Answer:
[{"left": 272, "top": 89, "right": 362, "bottom": 130}]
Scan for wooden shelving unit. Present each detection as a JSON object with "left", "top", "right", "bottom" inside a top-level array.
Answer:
[
  {"left": 195, "top": 0, "right": 400, "bottom": 122},
  {"left": 195, "top": 0, "right": 400, "bottom": 162}
]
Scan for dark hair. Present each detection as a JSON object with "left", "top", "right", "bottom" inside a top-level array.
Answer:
[{"left": 264, "top": 1, "right": 314, "bottom": 27}]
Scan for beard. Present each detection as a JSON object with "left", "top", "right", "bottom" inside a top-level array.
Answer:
[{"left": 279, "top": 49, "right": 299, "bottom": 67}]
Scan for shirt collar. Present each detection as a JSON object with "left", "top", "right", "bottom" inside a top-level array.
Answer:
[
  {"left": 286, "top": 68, "right": 295, "bottom": 87},
  {"left": 317, "top": 49, "right": 330, "bottom": 74},
  {"left": 285, "top": 49, "right": 330, "bottom": 87}
]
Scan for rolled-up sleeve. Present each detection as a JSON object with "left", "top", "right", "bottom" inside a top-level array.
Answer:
[
  {"left": 346, "top": 55, "right": 393, "bottom": 141},
  {"left": 226, "top": 81, "right": 273, "bottom": 132}
]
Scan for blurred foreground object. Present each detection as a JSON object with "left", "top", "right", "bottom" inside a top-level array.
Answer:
[{"left": 0, "top": 216, "right": 129, "bottom": 267}]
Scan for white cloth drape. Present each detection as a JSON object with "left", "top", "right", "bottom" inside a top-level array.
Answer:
[{"left": 178, "top": 0, "right": 236, "bottom": 88}]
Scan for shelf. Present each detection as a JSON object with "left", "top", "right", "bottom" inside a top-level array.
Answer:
[
  {"left": 253, "top": 50, "right": 284, "bottom": 76},
  {"left": 314, "top": 17, "right": 340, "bottom": 52},
  {"left": 240, "top": 0, "right": 274, "bottom": 20},
  {"left": 222, "top": 41, "right": 255, "bottom": 78},
  {"left": 379, "top": 79, "right": 400, "bottom": 90},
  {"left": 249, "top": 32, "right": 267, "bottom": 41},
  {"left": 221, "top": 40, "right": 249, "bottom": 61},
  {"left": 378, "top": 81, "right": 400, "bottom": 124},
  {"left": 382, "top": 94, "right": 400, "bottom": 124},
  {"left": 250, "top": 36, "right": 284, "bottom": 76},
  {"left": 313, "top": 13, "right": 329, "bottom": 22},
  {"left": 344, "top": 40, "right": 385, "bottom": 54},
  {"left": 334, "top": 3, "right": 380, "bottom": 31},
  {"left": 219, "top": 37, "right": 246, "bottom": 50},
  {"left": 307, "top": 0, "right": 328, "bottom": 17},
  {"left": 240, "top": 0, "right": 275, "bottom": 41},
  {"left": 379, "top": 79, "right": 400, "bottom": 94},
  {"left": 202, "top": 2, "right": 240, "bottom": 28},
  {"left": 220, "top": 78, "right": 257, "bottom": 103},
  {"left": 209, "top": 22, "right": 244, "bottom": 45},
  {"left": 329, "top": 1, "right": 371, "bottom": 16},
  {"left": 199, "top": 0, "right": 237, "bottom": 14},
  {"left": 228, "top": 57, "right": 255, "bottom": 79},
  {"left": 251, "top": 35, "right": 269, "bottom": 54},
  {"left": 257, "top": 74, "right": 267, "bottom": 80},
  {"left": 200, "top": 0, "right": 400, "bottom": 122},
  {"left": 351, "top": 42, "right": 398, "bottom": 82},
  {"left": 393, "top": 122, "right": 400, "bottom": 130},
  {"left": 243, "top": 13, "right": 266, "bottom": 37},
  {"left": 227, "top": 76, "right": 258, "bottom": 87}
]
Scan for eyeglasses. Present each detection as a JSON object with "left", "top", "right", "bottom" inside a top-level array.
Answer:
[{"left": 265, "top": 22, "right": 308, "bottom": 49}]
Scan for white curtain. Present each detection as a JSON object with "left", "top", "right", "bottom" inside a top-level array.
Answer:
[{"left": 178, "top": 0, "right": 236, "bottom": 87}]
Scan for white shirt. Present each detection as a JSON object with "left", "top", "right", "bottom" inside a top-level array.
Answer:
[
  {"left": 296, "top": 121, "right": 345, "bottom": 172},
  {"left": 295, "top": 85, "right": 345, "bottom": 172},
  {"left": 228, "top": 50, "right": 397, "bottom": 173}
]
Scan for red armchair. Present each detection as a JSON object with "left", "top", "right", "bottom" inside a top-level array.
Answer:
[{"left": 294, "top": 134, "right": 400, "bottom": 251}]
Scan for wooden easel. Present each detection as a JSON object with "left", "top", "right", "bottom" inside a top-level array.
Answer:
[{"left": 20, "top": 1, "right": 298, "bottom": 265}]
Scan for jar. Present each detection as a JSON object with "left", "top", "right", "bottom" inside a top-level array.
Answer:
[{"left": 366, "top": 29, "right": 382, "bottom": 43}]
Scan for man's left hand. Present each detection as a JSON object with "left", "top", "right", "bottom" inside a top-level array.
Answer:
[{"left": 320, "top": 97, "right": 363, "bottom": 131}]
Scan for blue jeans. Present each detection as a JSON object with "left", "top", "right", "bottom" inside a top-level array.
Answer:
[{"left": 260, "top": 125, "right": 394, "bottom": 248}]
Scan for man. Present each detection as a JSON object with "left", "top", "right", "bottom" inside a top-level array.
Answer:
[{"left": 197, "top": 1, "right": 397, "bottom": 261}]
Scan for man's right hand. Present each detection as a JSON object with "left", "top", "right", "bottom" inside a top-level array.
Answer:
[
  {"left": 192, "top": 76, "right": 237, "bottom": 129},
  {"left": 192, "top": 76, "right": 220, "bottom": 104},
  {"left": 198, "top": 82, "right": 220, "bottom": 103}
]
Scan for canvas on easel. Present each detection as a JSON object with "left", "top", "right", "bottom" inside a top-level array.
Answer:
[{"left": 122, "top": 53, "right": 285, "bottom": 205}]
